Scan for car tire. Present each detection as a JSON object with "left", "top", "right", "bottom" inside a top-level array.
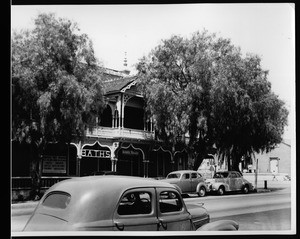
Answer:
[
  {"left": 217, "top": 186, "right": 225, "bottom": 196},
  {"left": 198, "top": 186, "right": 206, "bottom": 197},
  {"left": 242, "top": 185, "right": 249, "bottom": 194}
]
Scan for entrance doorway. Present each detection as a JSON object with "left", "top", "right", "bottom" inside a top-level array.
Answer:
[
  {"left": 80, "top": 142, "right": 112, "bottom": 176},
  {"left": 149, "top": 148, "right": 173, "bottom": 178},
  {"left": 117, "top": 145, "right": 144, "bottom": 177},
  {"left": 270, "top": 157, "right": 279, "bottom": 174}
]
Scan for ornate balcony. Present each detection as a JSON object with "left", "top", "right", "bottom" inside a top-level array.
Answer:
[{"left": 85, "top": 126, "right": 155, "bottom": 141}]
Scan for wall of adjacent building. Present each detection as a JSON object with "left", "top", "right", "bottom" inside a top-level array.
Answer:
[{"left": 254, "top": 140, "right": 291, "bottom": 175}]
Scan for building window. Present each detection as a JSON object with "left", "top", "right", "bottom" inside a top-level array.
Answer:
[{"left": 99, "top": 105, "right": 112, "bottom": 127}]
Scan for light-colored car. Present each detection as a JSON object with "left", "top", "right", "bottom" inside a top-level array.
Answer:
[
  {"left": 161, "top": 170, "right": 208, "bottom": 197},
  {"left": 23, "top": 175, "right": 238, "bottom": 231},
  {"left": 205, "top": 171, "right": 255, "bottom": 195}
]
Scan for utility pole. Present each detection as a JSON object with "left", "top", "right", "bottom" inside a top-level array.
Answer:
[{"left": 255, "top": 158, "right": 258, "bottom": 191}]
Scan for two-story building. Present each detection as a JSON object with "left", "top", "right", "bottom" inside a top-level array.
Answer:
[{"left": 12, "top": 68, "right": 189, "bottom": 199}]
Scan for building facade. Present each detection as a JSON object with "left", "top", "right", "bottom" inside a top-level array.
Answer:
[
  {"left": 12, "top": 69, "right": 189, "bottom": 196},
  {"left": 252, "top": 140, "right": 291, "bottom": 175}
]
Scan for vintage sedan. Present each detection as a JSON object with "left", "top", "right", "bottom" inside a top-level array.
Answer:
[
  {"left": 205, "top": 171, "right": 255, "bottom": 195},
  {"left": 23, "top": 176, "right": 238, "bottom": 231},
  {"left": 161, "top": 170, "right": 208, "bottom": 197}
]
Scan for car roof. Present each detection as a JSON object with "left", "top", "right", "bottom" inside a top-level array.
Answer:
[
  {"left": 52, "top": 175, "right": 175, "bottom": 190},
  {"left": 216, "top": 171, "right": 239, "bottom": 173},
  {"left": 168, "top": 170, "right": 199, "bottom": 174},
  {"left": 36, "top": 176, "right": 177, "bottom": 223}
]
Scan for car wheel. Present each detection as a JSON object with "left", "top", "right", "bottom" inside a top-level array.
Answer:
[
  {"left": 242, "top": 185, "right": 249, "bottom": 194},
  {"left": 217, "top": 186, "right": 225, "bottom": 196},
  {"left": 198, "top": 186, "right": 206, "bottom": 197}
]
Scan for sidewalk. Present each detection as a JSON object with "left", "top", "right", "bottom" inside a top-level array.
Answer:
[{"left": 244, "top": 173, "right": 291, "bottom": 194}]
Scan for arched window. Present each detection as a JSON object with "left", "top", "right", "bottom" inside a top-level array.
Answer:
[
  {"left": 114, "top": 110, "right": 119, "bottom": 128},
  {"left": 99, "top": 105, "right": 112, "bottom": 127}
]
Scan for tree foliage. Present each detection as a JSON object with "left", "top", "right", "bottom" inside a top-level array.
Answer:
[
  {"left": 12, "top": 13, "right": 106, "bottom": 197},
  {"left": 136, "top": 30, "right": 288, "bottom": 171},
  {"left": 12, "top": 13, "right": 105, "bottom": 145}
]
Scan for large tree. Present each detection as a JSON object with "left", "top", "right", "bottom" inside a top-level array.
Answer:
[
  {"left": 12, "top": 13, "right": 105, "bottom": 198},
  {"left": 136, "top": 30, "right": 288, "bottom": 171}
]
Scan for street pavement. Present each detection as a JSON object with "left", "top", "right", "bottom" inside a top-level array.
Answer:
[
  {"left": 11, "top": 177, "right": 292, "bottom": 232},
  {"left": 11, "top": 176, "right": 291, "bottom": 217}
]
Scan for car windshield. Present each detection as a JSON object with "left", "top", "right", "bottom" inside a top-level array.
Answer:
[
  {"left": 213, "top": 172, "right": 229, "bottom": 178},
  {"left": 167, "top": 173, "right": 181, "bottom": 179}
]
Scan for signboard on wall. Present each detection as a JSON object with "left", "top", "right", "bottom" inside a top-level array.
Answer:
[
  {"left": 81, "top": 149, "right": 111, "bottom": 158},
  {"left": 42, "top": 155, "right": 67, "bottom": 174},
  {"left": 122, "top": 149, "right": 139, "bottom": 156}
]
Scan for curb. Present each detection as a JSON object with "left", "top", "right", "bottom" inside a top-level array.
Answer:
[{"left": 256, "top": 188, "right": 272, "bottom": 193}]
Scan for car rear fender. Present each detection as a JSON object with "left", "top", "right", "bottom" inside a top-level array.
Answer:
[
  {"left": 196, "top": 182, "right": 208, "bottom": 193},
  {"left": 197, "top": 220, "right": 239, "bottom": 231},
  {"left": 23, "top": 213, "right": 69, "bottom": 231},
  {"left": 172, "top": 184, "right": 182, "bottom": 194}
]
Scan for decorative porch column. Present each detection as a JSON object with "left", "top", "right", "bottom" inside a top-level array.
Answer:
[
  {"left": 110, "top": 142, "right": 120, "bottom": 172},
  {"left": 77, "top": 156, "right": 81, "bottom": 176},
  {"left": 111, "top": 157, "right": 118, "bottom": 172}
]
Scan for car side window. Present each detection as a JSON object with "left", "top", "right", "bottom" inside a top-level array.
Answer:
[
  {"left": 159, "top": 191, "right": 183, "bottom": 213},
  {"left": 191, "top": 173, "right": 197, "bottom": 179},
  {"left": 230, "top": 172, "right": 237, "bottom": 178},
  {"left": 117, "top": 191, "right": 152, "bottom": 215},
  {"left": 183, "top": 173, "right": 190, "bottom": 179}
]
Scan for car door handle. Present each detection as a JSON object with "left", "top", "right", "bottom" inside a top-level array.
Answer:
[
  {"left": 115, "top": 222, "right": 124, "bottom": 231},
  {"left": 158, "top": 219, "right": 167, "bottom": 230}
]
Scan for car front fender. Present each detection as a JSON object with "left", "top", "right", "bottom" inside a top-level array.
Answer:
[
  {"left": 211, "top": 182, "right": 229, "bottom": 191},
  {"left": 196, "top": 220, "right": 239, "bottom": 231}
]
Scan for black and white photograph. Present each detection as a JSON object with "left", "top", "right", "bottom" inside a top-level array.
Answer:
[{"left": 11, "top": 3, "right": 296, "bottom": 237}]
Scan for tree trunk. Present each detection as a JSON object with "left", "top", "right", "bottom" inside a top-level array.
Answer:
[
  {"left": 29, "top": 142, "right": 42, "bottom": 200},
  {"left": 193, "top": 151, "right": 206, "bottom": 170},
  {"left": 231, "top": 151, "right": 242, "bottom": 173}
]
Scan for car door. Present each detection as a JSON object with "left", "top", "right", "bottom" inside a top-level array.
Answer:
[
  {"left": 235, "top": 172, "right": 244, "bottom": 190},
  {"left": 190, "top": 172, "right": 201, "bottom": 192},
  {"left": 228, "top": 172, "right": 238, "bottom": 191},
  {"left": 113, "top": 188, "right": 158, "bottom": 231},
  {"left": 156, "top": 187, "right": 193, "bottom": 231},
  {"left": 179, "top": 173, "right": 192, "bottom": 193}
]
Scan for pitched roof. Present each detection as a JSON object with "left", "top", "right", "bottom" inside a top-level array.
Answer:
[{"left": 103, "top": 76, "right": 137, "bottom": 94}]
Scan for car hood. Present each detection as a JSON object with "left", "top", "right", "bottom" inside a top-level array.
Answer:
[
  {"left": 205, "top": 179, "right": 215, "bottom": 184},
  {"left": 186, "top": 202, "right": 210, "bottom": 229},
  {"left": 186, "top": 202, "right": 209, "bottom": 219}
]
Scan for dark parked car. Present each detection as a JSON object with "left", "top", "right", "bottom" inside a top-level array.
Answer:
[
  {"left": 90, "top": 170, "right": 119, "bottom": 176},
  {"left": 161, "top": 170, "right": 208, "bottom": 197},
  {"left": 23, "top": 176, "right": 238, "bottom": 231},
  {"left": 205, "top": 171, "right": 255, "bottom": 195}
]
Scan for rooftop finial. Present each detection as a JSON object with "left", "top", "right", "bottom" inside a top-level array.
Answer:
[
  {"left": 123, "top": 51, "right": 128, "bottom": 67},
  {"left": 122, "top": 51, "right": 130, "bottom": 75}
]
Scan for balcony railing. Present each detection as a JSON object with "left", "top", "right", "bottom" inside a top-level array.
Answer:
[{"left": 85, "top": 126, "right": 155, "bottom": 140}]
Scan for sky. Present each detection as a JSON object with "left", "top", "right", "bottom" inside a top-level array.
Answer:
[{"left": 11, "top": 3, "right": 295, "bottom": 140}]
